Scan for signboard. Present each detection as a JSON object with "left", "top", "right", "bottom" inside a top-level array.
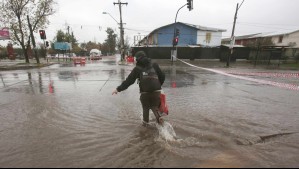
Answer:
[
  {"left": 54, "top": 42, "right": 72, "bottom": 50},
  {"left": 229, "top": 36, "right": 235, "bottom": 49},
  {"left": 0, "top": 27, "right": 10, "bottom": 40}
]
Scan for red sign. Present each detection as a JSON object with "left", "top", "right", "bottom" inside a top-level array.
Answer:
[{"left": 0, "top": 27, "right": 10, "bottom": 40}]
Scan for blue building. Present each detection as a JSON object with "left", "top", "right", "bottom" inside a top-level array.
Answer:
[{"left": 139, "top": 22, "right": 226, "bottom": 47}]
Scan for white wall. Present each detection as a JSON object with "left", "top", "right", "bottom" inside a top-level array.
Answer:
[
  {"left": 197, "top": 31, "right": 222, "bottom": 47},
  {"left": 272, "top": 31, "right": 299, "bottom": 47}
]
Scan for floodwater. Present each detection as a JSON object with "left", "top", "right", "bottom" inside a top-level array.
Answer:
[{"left": 0, "top": 57, "right": 299, "bottom": 167}]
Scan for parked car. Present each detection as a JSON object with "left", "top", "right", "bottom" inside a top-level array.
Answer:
[
  {"left": 89, "top": 49, "right": 102, "bottom": 60},
  {"left": 73, "top": 56, "right": 86, "bottom": 65},
  {"left": 90, "top": 55, "right": 102, "bottom": 60}
]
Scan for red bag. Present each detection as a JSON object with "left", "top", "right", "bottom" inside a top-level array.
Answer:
[{"left": 159, "top": 93, "right": 169, "bottom": 116}]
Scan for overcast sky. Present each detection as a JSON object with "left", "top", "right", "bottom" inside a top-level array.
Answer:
[{"left": 2, "top": 0, "right": 299, "bottom": 46}]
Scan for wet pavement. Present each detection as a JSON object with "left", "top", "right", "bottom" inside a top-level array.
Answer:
[{"left": 0, "top": 56, "right": 299, "bottom": 167}]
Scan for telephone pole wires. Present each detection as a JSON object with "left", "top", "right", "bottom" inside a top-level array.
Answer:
[{"left": 114, "top": 0, "right": 128, "bottom": 62}]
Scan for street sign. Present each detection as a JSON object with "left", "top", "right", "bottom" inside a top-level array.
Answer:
[
  {"left": 230, "top": 36, "right": 235, "bottom": 49},
  {"left": 54, "top": 42, "right": 71, "bottom": 50}
]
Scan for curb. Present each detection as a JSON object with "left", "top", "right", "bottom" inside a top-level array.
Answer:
[{"left": 0, "top": 63, "right": 55, "bottom": 71}]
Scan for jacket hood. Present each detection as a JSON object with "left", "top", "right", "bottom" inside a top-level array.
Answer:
[{"left": 136, "top": 56, "right": 151, "bottom": 67}]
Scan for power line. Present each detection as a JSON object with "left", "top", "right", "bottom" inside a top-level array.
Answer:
[{"left": 237, "top": 23, "right": 299, "bottom": 30}]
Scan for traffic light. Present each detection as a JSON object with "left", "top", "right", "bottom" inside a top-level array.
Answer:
[
  {"left": 39, "top": 30, "right": 46, "bottom": 39},
  {"left": 176, "top": 28, "right": 180, "bottom": 36},
  {"left": 46, "top": 41, "right": 49, "bottom": 47},
  {"left": 187, "top": 0, "right": 193, "bottom": 11},
  {"left": 173, "top": 37, "right": 179, "bottom": 46}
]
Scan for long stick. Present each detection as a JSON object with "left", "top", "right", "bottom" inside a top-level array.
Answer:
[{"left": 99, "top": 78, "right": 110, "bottom": 92}]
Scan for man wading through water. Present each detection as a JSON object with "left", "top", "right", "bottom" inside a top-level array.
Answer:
[{"left": 112, "top": 51, "right": 165, "bottom": 126}]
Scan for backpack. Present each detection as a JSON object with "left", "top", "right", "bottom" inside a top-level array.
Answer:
[{"left": 138, "top": 64, "right": 161, "bottom": 92}]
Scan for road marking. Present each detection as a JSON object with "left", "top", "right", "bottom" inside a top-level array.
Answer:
[
  {"left": 226, "top": 72, "right": 299, "bottom": 78},
  {"left": 178, "top": 59, "right": 299, "bottom": 91}
]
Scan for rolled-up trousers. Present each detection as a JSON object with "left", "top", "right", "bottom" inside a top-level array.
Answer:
[{"left": 140, "top": 91, "right": 161, "bottom": 123}]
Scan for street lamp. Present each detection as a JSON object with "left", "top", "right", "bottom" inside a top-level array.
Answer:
[
  {"left": 103, "top": 11, "right": 125, "bottom": 62},
  {"left": 102, "top": 12, "right": 119, "bottom": 24}
]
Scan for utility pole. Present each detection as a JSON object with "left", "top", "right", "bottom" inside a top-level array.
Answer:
[
  {"left": 67, "top": 25, "right": 71, "bottom": 60},
  {"left": 114, "top": 0, "right": 128, "bottom": 63},
  {"left": 27, "top": 15, "right": 40, "bottom": 64},
  {"left": 227, "top": 0, "right": 244, "bottom": 67}
]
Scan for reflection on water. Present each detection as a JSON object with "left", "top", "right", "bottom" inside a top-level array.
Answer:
[
  {"left": 164, "top": 65, "right": 195, "bottom": 88},
  {"left": 120, "top": 68, "right": 126, "bottom": 81},
  {"left": 48, "top": 80, "right": 54, "bottom": 93},
  {"left": 38, "top": 72, "right": 43, "bottom": 94},
  {"left": 1, "top": 72, "right": 56, "bottom": 95},
  {"left": 27, "top": 72, "right": 34, "bottom": 94},
  {"left": 58, "top": 71, "right": 79, "bottom": 81},
  {"left": 0, "top": 74, "right": 5, "bottom": 87}
]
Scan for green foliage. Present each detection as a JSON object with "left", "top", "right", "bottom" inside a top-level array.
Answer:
[
  {"left": 102, "top": 28, "right": 117, "bottom": 55},
  {"left": 80, "top": 41, "right": 100, "bottom": 51},
  {"left": 54, "top": 30, "right": 78, "bottom": 45},
  {"left": 53, "top": 29, "right": 80, "bottom": 54}
]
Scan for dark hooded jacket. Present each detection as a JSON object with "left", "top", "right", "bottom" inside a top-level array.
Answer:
[{"left": 116, "top": 57, "right": 165, "bottom": 93}]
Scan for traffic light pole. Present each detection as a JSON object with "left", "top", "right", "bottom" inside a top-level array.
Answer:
[{"left": 172, "top": 4, "right": 187, "bottom": 62}]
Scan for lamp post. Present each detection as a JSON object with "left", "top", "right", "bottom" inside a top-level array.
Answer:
[
  {"left": 102, "top": 12, "right": 119, "bottom": 24},
  {"left": 103, "top": 12, "right": 125, "bottom": 62}
]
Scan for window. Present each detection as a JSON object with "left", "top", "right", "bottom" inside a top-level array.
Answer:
[
  {"left": 278, "top": 36, "right": 283, "bottom": 43},
  {"left": 206, "top": 32, "right": 212, "bottom": 43}
]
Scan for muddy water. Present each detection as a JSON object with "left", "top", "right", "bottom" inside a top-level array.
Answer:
[{"left": 0, "top": 58, "right": 298, "bottom": 167}]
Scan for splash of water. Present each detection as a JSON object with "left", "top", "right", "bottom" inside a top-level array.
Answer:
[{"left": 156, "top": 121, "right": 177, "bottom": 142}]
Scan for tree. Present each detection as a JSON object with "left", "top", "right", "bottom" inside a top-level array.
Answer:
[
  {"left": 288, "top": 42, "right": 298, "bottom": 59},
  {"left": 80, "top": 41, "right": 101, "bottom": 51},
  {"left": 55, "top": 30, "right": 66, "bottom": 42},
  {"left": 0, "top": 0, "right": 56, "bottom": 63},
  {"left": 54, "top": 30, "right": 78, "bottom": 46},
  {"left": 53, "top": 29, "right": 79, "bottom": 54},
  {"left": 103, "top": 27, "right": 117, "bottom": 55}
]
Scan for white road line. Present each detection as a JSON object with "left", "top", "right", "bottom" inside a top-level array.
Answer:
[{"left": 178, "top": 59, "right": 299, "bottom": 91}]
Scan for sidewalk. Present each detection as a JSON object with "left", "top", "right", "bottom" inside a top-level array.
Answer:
[
  {"left": 156, "top": 59, "right": 299, "bottom": 71},
  {"left": 0, "top": 59, "right": 56, "bottom": 71}
]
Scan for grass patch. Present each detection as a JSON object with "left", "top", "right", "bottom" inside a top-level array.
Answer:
[{"left": 280, "top": 63, "right": 299, "bottom": 69}]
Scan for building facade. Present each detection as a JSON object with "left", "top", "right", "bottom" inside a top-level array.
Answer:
[
  {"left": 139, "top": 22, "right": 226, "bottom": 47},
  {"left": 222, "top": 29, "right": 299, "bottom": 48}
]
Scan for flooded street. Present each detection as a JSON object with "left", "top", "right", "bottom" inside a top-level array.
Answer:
[{"left": 0, "top": 56, "right": 299, "bottom": 167}]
